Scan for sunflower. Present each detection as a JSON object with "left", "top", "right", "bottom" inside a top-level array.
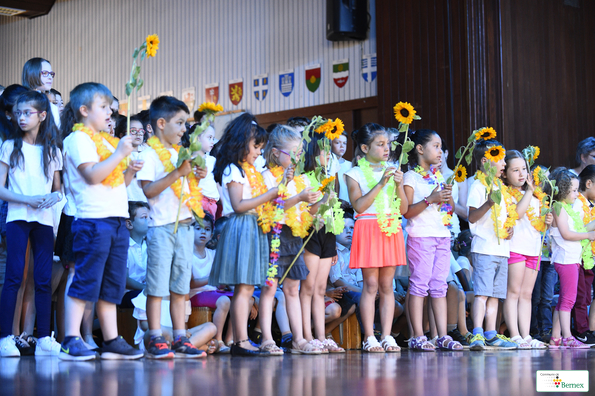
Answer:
[
  {"left": 454, "top": 165, "right": 467, "bottom": 183},
  {"left": 315, "top": 120, "right": 334, "bottom": 135},
  {"left": 474, "top": 127, "right": 497, "bottom": 141},
  {"left": 532, "top": 166, "right": 542, "bottom": 185},
  {"left": 198, "top": 102, "right": 224, "bottom": 113},
  {"left": 533, "top": 146, "right": 540, "bottom": 160},
  {"left": 325, "top": 118, "right": 345, "bottom": 140},
  {"left": 145, "top": 34, "right": 160, "bottom": 57},
  {"left": 318, "top": 176, "right": 336, "bottom": 192},
  {"left": 484, "top": 145, "right": 505, "bottom": 162},
  {"left": 393, "top": 102, "right": 416, "bottom": 124}
]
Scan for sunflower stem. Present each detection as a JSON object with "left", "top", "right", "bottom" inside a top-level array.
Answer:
[
  {"left": 446, "top": 141, "right": 474, "bottom": 185},
  {"left": 279, "top": 228, "right": 316, "bottom": 285},
  {"left": 397, "top": 126, "right": 409, "bottom": 167}
]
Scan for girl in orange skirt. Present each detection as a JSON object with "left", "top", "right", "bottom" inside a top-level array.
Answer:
[{"left": 345, "top": 123, "right": 408, "bottom": 352}]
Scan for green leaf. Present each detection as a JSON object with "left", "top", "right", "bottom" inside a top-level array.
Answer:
[
  {"left": 491, "top": 190, "right": 502, "bottom": 205},
  {"left": 398, "top": 123, "right": 408, "bottom": 133},
  {"left": 130, "top": 79, "right": 137, "bottom": 88},
  {"left": 465, "top": 150, "right": 473, "bottom": 165},
  {"left": 176, "top": 149, "right": 192, "bottom": 168},
  {"left": 468, "top": 132, "right": 478, "bottom": 144},
  {"left": 400, "top": 152, "right": 409, "bottom": 165},
  {"left": 133, "top": 66, "right": 141, "bottom": 79},
  {"left": 192, "top": 155, "right": 206, "bottom": 168},
  {"left": 137, "top": 79, "right": 144, "bottom": 90},
  {"left": 413, "top": 115, "right": 421, "bottom": 120},
  {"left": 402, "top": 140, "right": 415, "bottom": 153},
  {"left": 552, "top": 201, "right": 563, "bottom": 217},
  {"left": 189, "top": 141, "right": 202, "bottom": 152},
  {"left": 540, "top": 206, "right": 551, "bottom": 217},
  {"left": 455, "top": 146, "right": 463, "bottom": 160},
  {"left": 125, "top": 83, "right": 133, "bottom": 96},
  {"left": 141, "top": 51, "right": 147, "bottom": 61},
  {"left": 391, "top": 141, "right": 398, "bottom": 151},
  {"left": 132, "top": 48, "right": 139, "bottom": 59}
]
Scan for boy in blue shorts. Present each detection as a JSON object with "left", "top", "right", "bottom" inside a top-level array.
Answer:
[
  {"left": 466, "top": 140, "right": 517, "bottom": 351},
  {"left": 137, "top": 96, "right": 206, "bottom": 359}
]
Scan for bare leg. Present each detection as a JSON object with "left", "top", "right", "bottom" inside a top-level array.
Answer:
[
  {"left": 378, "top": 266, "right": 397, "bottom": 339},
  {"left": 231, "top": 284, "right": 257, "bottom": 351},
  {"left": 258, "top": 279, "right": 278, "bottom": 344},
  {"left": 430, "top": 297, "right": 448, "bottom": 337},
  {"left": 458, "top": 290, "right": 470, "bottom": 335},
  {"left": 325, "top": 304, "right": 356, "bottom": 334},
  {"left": 552, "top": 310, "right": 561, "bottom": 339},
  {"left": 503, "top": 261, "right": 525, "bottom": 338},
  {"left": 213, "top": 296, "right": 230, "bottom": 341},
  {"left": 446, "top": 283, "right": 459, "bottom": 330},
  {"left": 472, "top": 295, "right": 488, "bottom": 330},
  {"left": 408, "top": 295, "right": 426, "bottom": 337},
  {"left": 169, "top": 292, "right": 186, "bottom": 333},
  {"left": 518, "top": 267, "right": 538, "bottom": 338},
  {"left": 188, "top": 322, "right": 217, "bottom": 348},
  {"left": 146, "top": 295, "right": 163, "bottom": 332},
  {"left": 283, "top": 279, "right": 305, "bottom": 342},
  {"left": 95, "top": 299, "right": 118, "bottom": 341},
  {"left": 300, "top": 250, "right": 320, "bottom": 341},
  {"left": 484, "top": 297, "right": 500, "bottom": 332},
  {"left": 428, "top": 298, "right": 437, "bottom": 339},
  {"left": 312, "top": 258, "right": 332, "bottom": 341}
]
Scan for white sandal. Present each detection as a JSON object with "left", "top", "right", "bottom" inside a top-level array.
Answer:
[
  {"left": 523, "top": 335, "right": 547, "bottom": 349},
  {"left": 380, "top": 335, "right": 400, "bottom": 352},
  {"left": 362, "top": 335, "right": 384, "bottom": 353},
  {"left": 511, "top": 335, "right": 531, "bottom": 349}
]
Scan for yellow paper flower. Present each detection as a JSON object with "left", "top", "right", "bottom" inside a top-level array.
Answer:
[
  {"left": 146, "top": 34, "right": 159, "bottom": 57},
  {"left": 393, "top": 102, "right": 416, "bottom": 124},
  {"left": 475, "top": 127, "right": 497, "bottom": 141},
  {"left": 484, "top": 145, "right": 505, "bottom": 163},
  {"left": 454, "top": 165, "right": 467, "bottom": 183},
  {"left": 198, "top": 102, "right": 224, "bottom": 113},
  {"left": 325, "top": 118, "right": 344, "bottom": 141}
]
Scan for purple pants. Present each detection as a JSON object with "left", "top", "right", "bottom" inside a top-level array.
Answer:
[
  {"left": 554, "top": 263, "right": 580, "bottom": 312},
  {"left": 407, "top": 236, "right": 451, "bottom": 298},
  {"left": 572, "top": 266, "right": 594, "bottom": 333}
]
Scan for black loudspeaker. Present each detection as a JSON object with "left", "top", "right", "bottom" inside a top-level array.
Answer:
[{"left": 326, "top": 0, "right": 368, "bottom": 41}]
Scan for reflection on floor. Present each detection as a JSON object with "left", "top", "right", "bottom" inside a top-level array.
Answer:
[{"left": 1, "top": 350, "right": 594, "bottom": 396}]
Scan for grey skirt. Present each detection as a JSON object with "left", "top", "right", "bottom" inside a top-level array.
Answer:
[{"left": 208, "top": 213, "right": 269, "bottom": 287}]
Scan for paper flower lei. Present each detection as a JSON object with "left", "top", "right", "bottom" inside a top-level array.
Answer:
[
  {"left": 560, "top": 201, "right": 594, "bottom": 270},
  {"left": 358, "top": 158, "right": 402, "bottom": 236},
  {"left": 577, "top": 194, "right": 595, "bottom": 257},
  {"left": 270, "top": 166, "right": 313, "bottom": 238},
  {"left": 475, "top": 171, "right": 518, "bottom": 238},
  {"left": 146, "top": 136, "right": 204, "bottom": 217},
  {"left": 413, "top": 165, "right": 453, "bottom": 229},
  {"left": 508, "top": 188, "right": 546, "bottom": 233},
  {"left": 74, "top": 123, "right": 127, "bottom": 188},
  {"left": 266, "top": 183, "right": 287, "bottom": 286},
  {"left": 241, "top": 162, "right": 276, "bottom": 233}
]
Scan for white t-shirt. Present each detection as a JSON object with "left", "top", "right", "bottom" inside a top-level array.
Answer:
[
  {"left": 126, "top": 151, "right": 147, "bottom": 202},
  {"left": 344, "top": 166, "right": 397, "bottom": 215},
  {"left": 63, "top": 131, "right": 129, "bottom": 219},
  {"left": 262, "top": 169, "right": 310, "bottom": 225},
  {"left": 127, "top": 237, "right": 147, "bottom": 286},
  {"left": 254, "top": 155, "right": 267, "bottom": 174},
  {"left": 403, "top": 170, "right": 451, "bottom": 238},
  {"left": 467, "top": 178, "right": 510, "bottom": 257},
  {"left": 199, "top": 155, "right": 220, "bottom": 201},
  {"left": 137, "top": 146, "right": 192, "bottom": 226},
  {"left": 189, "top": 249, "right": 217, "bottom": 296},
  {"left": 337, "top": 159, "right": 353, "bottom": 202},
  {"left": 219, "top": 164, "right": 254, "bottom": 216},
  {"left": 0, "top": 140, "right": 62, "bottom": 227},
  {"left": 550, "top": 204, "right": 583, "bottom": 264},
  {"left": 509, "top": 191, "right": 542, "bottom": 256}
]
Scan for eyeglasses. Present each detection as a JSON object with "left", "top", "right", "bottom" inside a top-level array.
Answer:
[
  {"left": 278, "top": 149, "right": 291, "bottom": 156},
  {"left": 14, "top": 110, "right": 41, "bottom": 118},
  {"left": 130, "top": 128, "right": 145, "bottom": 136},
  {"left": 40, "top": 70, "right": 55, "bottom": 78}
]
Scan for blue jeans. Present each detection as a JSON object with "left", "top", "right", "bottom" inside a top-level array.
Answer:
[{"left": 531, "top": 260, "right": 557, "bottom": 334}]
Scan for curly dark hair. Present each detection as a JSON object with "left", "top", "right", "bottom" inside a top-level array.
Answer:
[{"left": 549, "top": 167, "right": 578, "bottom": 201}]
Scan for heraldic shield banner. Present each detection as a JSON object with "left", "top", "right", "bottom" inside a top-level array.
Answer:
[
  {"left": 253, "top": 74, "right": 268, "bottom": 100},
  {"left": 229, "top": 79, "right": 243, "bottom": 106},
  {"left": 205, "top": 83, "right": 219, "bottom": 104},
  {"left": 279, "top": 70, "right": 294, "bottom": 97},
  {"left": 333, "top": 59, "right": 349, "bottom": 88},
  {"left": 305, "top": 64, "right": 321, "bottom": 92}
]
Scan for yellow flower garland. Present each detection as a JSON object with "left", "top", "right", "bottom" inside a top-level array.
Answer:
[
  {"left": 577, "top": 193, "right": 595, "bottom": 256},
  {"left": 74, "top": 123, "right": 127, "bottom": 188},
  {"left": 509, "top": 188, "right": 546, "bottom": 233},
  {"left": 146, "top": 136, "right": 204, "bottom": 218},
  {"left": 475, "top": 171, "right": 518, "bottom": 238},
  {"left": 269, "top": 166, "right": 313, "bottom": 238},
  {"left": 241, "top": 162, "right": 276, "bottom": 233}
]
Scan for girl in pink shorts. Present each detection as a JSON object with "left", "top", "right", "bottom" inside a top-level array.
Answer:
[
  {"left": 501, "top": 151, "right": 553, "bottom": 349},
  {"left": 403, "top": 129, "right": 462, "bottom": 351}
]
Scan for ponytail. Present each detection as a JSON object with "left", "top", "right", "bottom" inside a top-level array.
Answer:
[{"left": 60, "top": 102, "right": 78, "bottom": 140}]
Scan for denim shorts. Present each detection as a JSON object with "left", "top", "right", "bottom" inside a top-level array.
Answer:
[
  {"left": 68, "top": 217, "right": 129, "bottom": 304},
  {"left": 471, "top": 253, "right": 508, "bottom": 299},
  {"left": 145, "top": 222, "right": 193, "bottom": 297}
]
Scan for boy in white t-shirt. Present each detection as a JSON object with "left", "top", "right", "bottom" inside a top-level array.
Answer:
[
  {"left": 120, "top": 201, "right": 150, "bottom": 308},
  {"left": 466, "top": 140, "right": 517, "bottom": 350},
  {"left": 137, "top": 96, "right": 207, "bottom": 359}
]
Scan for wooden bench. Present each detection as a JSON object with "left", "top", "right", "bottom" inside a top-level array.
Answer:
[{"left": 331, "top": 313, "right": 361, "bottom": 350}]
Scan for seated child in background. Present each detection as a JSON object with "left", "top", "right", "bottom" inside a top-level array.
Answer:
[
  {"left": 115, "top": 115, "right": 147, "bottom": 202},
  {"left": 189, "top": 213, "right": 232, "bottom": 353},
  {"left": 120, "top": 201, "right": 150, "bottom": 308},
  {"left": 191, "top": 125, "right": 220, "bottom": 218}
]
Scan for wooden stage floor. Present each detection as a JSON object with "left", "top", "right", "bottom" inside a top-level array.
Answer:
[{"left": 1, "top": 349, "right": 594, "bottom": 396}]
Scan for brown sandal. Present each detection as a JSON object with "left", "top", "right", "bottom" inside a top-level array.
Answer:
[{"left": 259, "top": 340, "right": 284, "bottom": 356}]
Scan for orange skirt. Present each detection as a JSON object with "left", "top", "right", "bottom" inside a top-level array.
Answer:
[{"left": 349, "top": 214, "right": 406, "bottom": 269}]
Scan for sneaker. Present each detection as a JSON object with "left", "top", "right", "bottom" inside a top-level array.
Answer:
[
  {"left": 172, "top": 336, "right": 205, "bottom": 359},
  {"left": 146, "top": 335, "right": 174, "bottom": 359},
  {"left": 36, "top": 332, "right": 61, "bottom": 356},
  {"left": 540, "top": 329, "right": 552, "bottom": 344},
  {"left": 448, "top": 328, "right": 470, "bottom": 348},
  {"left": 469, "top": 334, "right": 486, "bottom": 351},
  {"left": 101, "top": 336, "right": 144, "bottom": 360},
  {"left": 394, "top": 333, "right": 409, "bottom": 349},
  {"left": 0, "top": 336, "right": 20, "bottom": 357},
  {"left": 59, "top": 337, "right": 96, "bottom": 361},
  {"left": 15, "top": 333, "right": 35, "bottom": 356},
  {"left": 574, "top": 331, "right": 595, "bottom": 347},
  {"left": 485, "top": 334, "right": 518, "bottom": 350}
]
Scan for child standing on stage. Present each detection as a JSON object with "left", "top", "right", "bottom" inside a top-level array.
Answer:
[
  {"left": 137, "top": 96, "right": 206, "bottom": 359},
  {"left": 501, "top": 151, "right": 552, "bottom": 349},
  {"left": 466, "top": 139, "right": 517, "bottom": 350},
  {"left": 0, "top": 91, "right": 62, "bottom": 357},
  {"left": 300, "top": 132, "right": 345, "bottom": 353},
  {"left": 549, "top": 168, "right": 595, "bottom": 348},
  {"left": 59, "top": 82, "right": 142, "bottom": 360},
  {"left": 261, "top": 125, "right": 323, "bottom": 354},
  {"left": 208, "top": 113, "right": 282, "bottom": 356},
  {"left": 403, "top": 129, "right": 463, "bottom": 351},
  {"left": 345, "top": 123, "right": 408, "bottom": 352},
  {"left": 572, "top": 165, "right": 595, "bottom": 345}
]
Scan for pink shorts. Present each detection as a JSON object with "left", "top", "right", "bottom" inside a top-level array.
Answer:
[
  {"left": 508, "top": 252, "right": 540, "bottom": 270},
  {"left": 190, "top": 290, "right": 234, "bottom": 309},
  {"left": 407, "top": 236, "right": 451, "bottom": 298}
]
